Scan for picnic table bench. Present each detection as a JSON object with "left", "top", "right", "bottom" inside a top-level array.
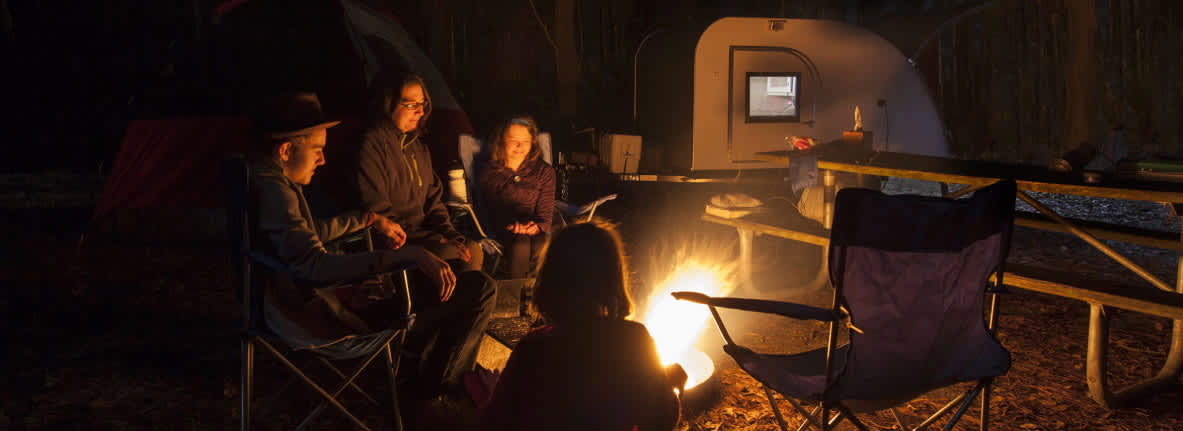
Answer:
[{"left": 703, "top": 149, "right": 1183, "bottom": 408}]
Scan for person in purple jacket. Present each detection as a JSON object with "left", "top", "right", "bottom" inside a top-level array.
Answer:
[{"left": 478, "top": 116, "right": 555, "bottom": 279}]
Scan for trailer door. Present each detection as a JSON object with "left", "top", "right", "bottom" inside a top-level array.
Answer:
[{"left": 727, "top": 46, "right": 815, "bottom": 165}]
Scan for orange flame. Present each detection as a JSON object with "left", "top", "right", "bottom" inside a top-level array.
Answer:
[{"left": 636, "top": 243, "right": 738, "bottom": 389}]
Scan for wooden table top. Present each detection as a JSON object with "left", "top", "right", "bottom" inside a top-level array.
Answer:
[{"left": 755, "top": 150, "right": 1183, "bottom": 203}]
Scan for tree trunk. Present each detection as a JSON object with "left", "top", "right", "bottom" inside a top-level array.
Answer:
[
  {"left": 553, "top": 0, "right": 578, "bottom": 119},
  {"left": 1, "top": 0, "right": 13, "bottom": 42},
  {"left": 1064, "top": 0, "right": 1096, "bottom": 154},
  {"left": 429, "top": 0, "right": 453, "bottom": 84}
]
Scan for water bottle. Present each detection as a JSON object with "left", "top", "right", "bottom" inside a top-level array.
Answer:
[{"left": 447, "top": 161, "right": 468, "bottom": 203}]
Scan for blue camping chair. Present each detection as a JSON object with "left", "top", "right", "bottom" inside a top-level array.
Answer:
[
  {"left": 676, "top": 179, "right": 1017, "bottom": 431},
  {"left": 221, "top": 156, "right": 416, "bottom": 431}
]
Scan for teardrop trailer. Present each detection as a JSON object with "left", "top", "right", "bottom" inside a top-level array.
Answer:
[
  {"left": 565, "top": 17, "right": 954, "bottom": 295},
  {"left": 634, "top": 16, "right": 948, "bottom": 176},
  {"left": 571, "top": 16, "right": 953, "bottom": 225}
]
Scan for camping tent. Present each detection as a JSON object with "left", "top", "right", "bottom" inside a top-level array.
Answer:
[{"left": 92, "top": 0, "right": 473, "bottom": 239}]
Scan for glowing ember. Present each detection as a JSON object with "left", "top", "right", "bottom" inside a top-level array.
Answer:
[{"left": 637, "top": 250, "right": 737, "bottom": 390}]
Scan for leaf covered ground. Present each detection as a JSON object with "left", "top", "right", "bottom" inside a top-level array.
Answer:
[{"left": 3, "top": 197, "right": 1183, "bottom": 430}]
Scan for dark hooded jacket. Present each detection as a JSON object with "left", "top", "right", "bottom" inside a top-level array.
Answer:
[{"left": 355, "top": 118, "right": 461, "bottom": 244}]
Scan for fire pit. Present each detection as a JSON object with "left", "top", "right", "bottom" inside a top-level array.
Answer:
[
  {"left": 673, "top": 348, "right": 722, "bottom": 412},
  {"left": 638, "top": 256, "right": 736, "bottom": 411}
]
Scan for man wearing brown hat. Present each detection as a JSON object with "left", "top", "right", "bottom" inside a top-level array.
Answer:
[{"left": 249, "top": 92, "right": 495, "bottom": 417}]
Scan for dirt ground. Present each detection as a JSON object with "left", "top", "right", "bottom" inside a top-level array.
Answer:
[{"left": 3, "top": 200, "right": 1183, "bottom": 430}]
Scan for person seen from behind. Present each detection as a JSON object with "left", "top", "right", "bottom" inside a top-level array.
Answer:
[{"left": 482, "top": 220, "right": 685, "bottom": 431}]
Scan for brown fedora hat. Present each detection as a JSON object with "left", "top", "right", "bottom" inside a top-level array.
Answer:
[{"left": 255, "top": 92, "right": 341, "bottom": 139}]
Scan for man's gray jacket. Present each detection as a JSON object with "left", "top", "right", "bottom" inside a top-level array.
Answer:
[{"left": 252, "top": 159, "right": 402, "bottom": 345}]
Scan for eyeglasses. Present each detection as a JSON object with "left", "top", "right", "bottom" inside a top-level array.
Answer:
[{"left": 398, "top": 101, "right": 427, "bottom": 111}]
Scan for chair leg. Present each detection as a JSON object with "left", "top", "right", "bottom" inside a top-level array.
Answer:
[
  {"left": 981, "top": 379, "right": 993, "bottom": 431},
  {"left": 781, "top": 393, "right": 825, "bottom": 431},
  {"left": 256, "top": 338, "right": 373, "bottom": 431},
  {"left": 296, "top": 331, "right": 402, "bottom": 431},
  {"left": 317, "top": 358, "right": 378, "bottom": 405},
  {"left": 385, "top": 343, "right": 404, "bottom": 431},
  {"left": 833, "top": 403, "right": 869, "bottom": 431},
  {"left": 797, "top": 405, "right": 821, "bottom": 431},
  {"left": 940, "top": 384, "right": 983, "bottom": 431},
  {"left": 889, "top": 407, "right": 909, "bottom": 430},
  {"left": 762, "top": 386, "right": 791, "bottom": 431},
  {"left": 241, "top": 337, "right": 254, "bottom": 431},
  {"left": 913, "top": 389, "right": 970, "bottom": 430}
]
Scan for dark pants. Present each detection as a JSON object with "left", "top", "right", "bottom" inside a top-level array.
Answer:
[
  {"left": 503, "top": 232, "right": 548, "bottom": 279},
  {"left": 358, "top": 266, "right": 495, "bottom": 400}
]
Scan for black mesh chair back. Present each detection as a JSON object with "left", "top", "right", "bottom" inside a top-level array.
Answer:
[
  {"left": 674, "top": 179, "right": 1018, "bottom": 431},
  {"left": 220, "top": 155, "right": 266, "bottom": 333},
  {"left": 828, "top": 180, "right": 1016, "bottom": 402}
]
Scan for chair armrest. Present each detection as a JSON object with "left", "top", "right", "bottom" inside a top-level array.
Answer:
[
  {"left": 446, "top": 201, "right": 491, "bottom": 239},
  {"left": 323, "top": 225, "right": 373, "bottom": 251},
  {"left": 555, "top": 194, "right": 619, "bottom": 216},
  {"left": 246, "top": 250, "right": 418, "bottom": 286},
  {"left": 672, "top": 292, "right": 837, "bottom": 322},
  {"left": 247, "top": 250, "right": 294, "bottom": 276}
]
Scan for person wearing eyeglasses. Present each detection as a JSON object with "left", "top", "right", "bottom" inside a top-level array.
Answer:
[
  {"left": 352, "top": 70, "right": 495, "bottom": 424},
  {"left": 356, "top": 72, "right": 478, "bottom": 262}
]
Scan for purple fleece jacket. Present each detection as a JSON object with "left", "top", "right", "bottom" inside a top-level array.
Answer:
[{"left": 478, "top": 158, "right": 555, "bottom": 234}]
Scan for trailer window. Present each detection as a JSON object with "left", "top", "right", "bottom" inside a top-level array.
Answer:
[{"left": 746, "top": 72, "right": 800, "bottom": 123}]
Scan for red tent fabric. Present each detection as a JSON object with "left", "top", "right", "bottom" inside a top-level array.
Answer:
[
  {"left": 94, "top": 0, "right": 474, "bottom": 225},
  {"left": 93, "top": 117, "right": 251, "bottom": 220}
]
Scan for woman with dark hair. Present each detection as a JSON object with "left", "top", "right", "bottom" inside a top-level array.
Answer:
[
  {"left": 478, "top": 115, "right": 555, "bottom": 279},
  {"left": 482, "top": 220, "right": 684, "bottom": 431}
]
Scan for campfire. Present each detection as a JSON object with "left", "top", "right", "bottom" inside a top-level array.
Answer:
[{"left": 637, "top": 247, "right": 738, "bottom": 393}]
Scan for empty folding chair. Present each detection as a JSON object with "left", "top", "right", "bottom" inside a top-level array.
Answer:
[{"left": 675, "top": 179, "right": 1017, "bottom": 431}]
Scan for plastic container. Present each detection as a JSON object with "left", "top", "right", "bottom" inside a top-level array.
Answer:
[
  {"left": 447, "top": 162, "right": 468, "bottom": 203},
  {"left": 598, "top": 134, "right": 643, "bottom": 174}
]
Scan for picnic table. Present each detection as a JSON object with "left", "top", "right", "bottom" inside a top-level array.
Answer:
[{"left": 703, "top": 149, "right": 1183, "bottom": 408}]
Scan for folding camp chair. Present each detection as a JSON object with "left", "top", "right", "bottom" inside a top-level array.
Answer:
[
  {"left": 221, "top": 156, "right": 416, "bottom": 431},
  {"left": 450, "top": 133, "right": 616, "bottom": 316},
  {"left": 675, "top": 179, "right": 1017, "bottom": 431},
  {"left": 450, "top": 133, "right": 616, "bottom": 242}
]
